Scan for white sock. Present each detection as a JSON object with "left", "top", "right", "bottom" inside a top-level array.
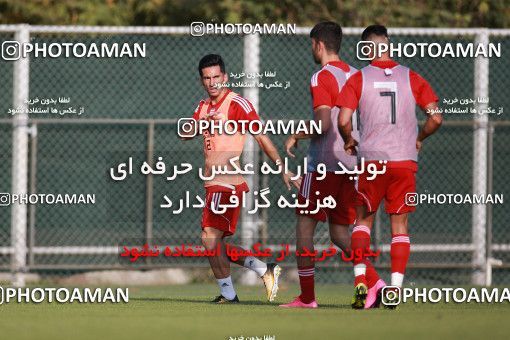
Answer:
[
  {"left": 217, "top": 276, "right": 236, "bottom": 300},
  {"left": 243, "top": 256, "right": 268, "bottom": 277},
  {"left": 353, "top": 263, "right": 366, "bottom": 277},
  {"left": 391, "top": 272, "right": 404, "bottom": 287}
]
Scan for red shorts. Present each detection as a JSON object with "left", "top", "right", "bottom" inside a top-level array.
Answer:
[
  {"left": 355, "top": 163, "right": 417, "bottom": 214},
  {"left": 201, "top": 182, "right": 249, "bottom": 237},
  {"left": 296, "top": 172, "right": 356, "bottom": 225}
]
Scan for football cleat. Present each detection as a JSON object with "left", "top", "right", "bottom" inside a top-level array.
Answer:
[
  {"left": 261, "top": 263, "right": 281, "bottom": 302},
  {"left": 279, "top": 296, "right": 318, "bottom": 308},
  {"left": 351, "top": 282, "right": 368, "bottom": 309},
  {"left": 365, "top": 279, "right": 386, "bottom": 309},
  {"left": 211, "top": 295, "right": 240, "bottom": 304}
]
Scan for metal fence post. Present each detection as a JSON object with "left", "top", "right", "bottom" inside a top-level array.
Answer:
[
  {"left": 471, "top": 28, "right": 489, "bottom": 285},
  {"left": 145, "top": 121, "right": 155, "bottom": 264},
  {"left": 11, "top": 24, "right": 30, "bottom": 287},
  {"left": 240, "top": 33, "right": 260, "bottom": 285},
  {"left": 485, "top": 122, "right": 495, "bottom": 286},
  {"left": 28, "top": 123, "right": 38, "bottom": 268}
]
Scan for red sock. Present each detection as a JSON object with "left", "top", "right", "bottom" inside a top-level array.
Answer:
[
  {"left": 298, "top": 265, "right": 315, "bottom": 303},
  {"left": 390, "top": 234, "right": 410, "bottom": 285},
  {"left": 365, "top": 260, "right": 380, "bottom": 288},
  {"left": 351, "top": 225, "right": 371, "bottom": 286}
]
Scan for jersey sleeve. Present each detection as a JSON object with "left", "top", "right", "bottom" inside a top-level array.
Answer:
[
  {"left": 409, "top": 70, "right": 439, "bottom": 109},
  {"left": 230, "top": 96, "right": 262, "bottom": 122},
  {"left": 310, "top": 70, "right": 337, "bottom": 108},
  {"left": 336, "top": 71, "right": 362, "bottom": 110}
]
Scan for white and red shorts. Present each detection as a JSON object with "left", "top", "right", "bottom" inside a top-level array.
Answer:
[
  {"left": 355, "top": 162, "right": 417, "bottom": 214},
  {"left": 201, "top": 182, "right": 249, "bottom": 237},
  {"left": 296, "top": 172, "right": 357, "bottom": 225}
]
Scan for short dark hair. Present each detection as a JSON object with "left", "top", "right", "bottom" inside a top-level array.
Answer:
[
  {"left": 310, "top": 21, "right": 343, "bottom": 53},
  {"left": 361, "top": 25, "right": 388, "bottom": 41},
  {"left": 198, "top": 54, "right": 225, "bottom": 76}
]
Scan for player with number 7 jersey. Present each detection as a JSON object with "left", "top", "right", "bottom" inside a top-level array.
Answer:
[
  {"left": 337, "top": 53, "right": 439, "bottom": 212},
  {"left": 336, "top": 25, "right": 442, "bottom": 309}
]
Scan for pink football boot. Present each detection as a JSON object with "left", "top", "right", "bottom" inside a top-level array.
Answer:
[
  {"left": 279, "top": 296, "right": 318, "bottom": 308},
  {"left": 364, "top": 279, "right": 386, "bottom": 309}
]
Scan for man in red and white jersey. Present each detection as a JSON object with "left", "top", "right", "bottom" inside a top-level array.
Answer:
[
  {"left": 337, "top": 25, "right": 443, "bottom": 308},
  {"left": 181, "top": 54, "right": 300, "bottom": 304},
  {"left": 280, "top": 22, "right": 381, "bottom": 309}
]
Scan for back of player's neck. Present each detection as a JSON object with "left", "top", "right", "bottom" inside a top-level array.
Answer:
[
  {"left": 375, "top": 56, "right": 392, "bottom": 62},
  {"left": 321, "top": 55, "right": 340, "bottom": 67}
]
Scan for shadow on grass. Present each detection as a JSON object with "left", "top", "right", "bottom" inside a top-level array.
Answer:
[{"left": 130, "top": 297, "right": 351, "bottom": 309}]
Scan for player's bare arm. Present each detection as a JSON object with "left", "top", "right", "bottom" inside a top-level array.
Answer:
[
  {"left": 284, "top": 105, "right": 331, "bottom": 157},
  {"left": 254, "top": 134, "right": 301, "bottom": 190},
  {"left": 338, "top": 106, "right": 358, "bottom": 156},
  {"left": 416, "top": 102, "right": 443, "bottom": 151}
]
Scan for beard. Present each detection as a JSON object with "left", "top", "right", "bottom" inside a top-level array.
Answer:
[{"left": 312, "top": 51, "right": 320, "bottom": 64}]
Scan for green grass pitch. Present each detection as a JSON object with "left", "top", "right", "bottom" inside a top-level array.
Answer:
[{"left": 1, "top": 284, "right": 509, "bottom": 340}]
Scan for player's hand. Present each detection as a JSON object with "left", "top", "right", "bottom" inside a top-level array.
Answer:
[
  {"left": 344, "top": 137, "right": 358, "bottom": 156},
  {"left": 284, "top": 135, "right": 298, "bottom": 158},
  {"left": 416, "top": 139, "right": 423, "bottom": 153},
  {"left": 282, "top": 171, "right": 302, "bottom": 191}
]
